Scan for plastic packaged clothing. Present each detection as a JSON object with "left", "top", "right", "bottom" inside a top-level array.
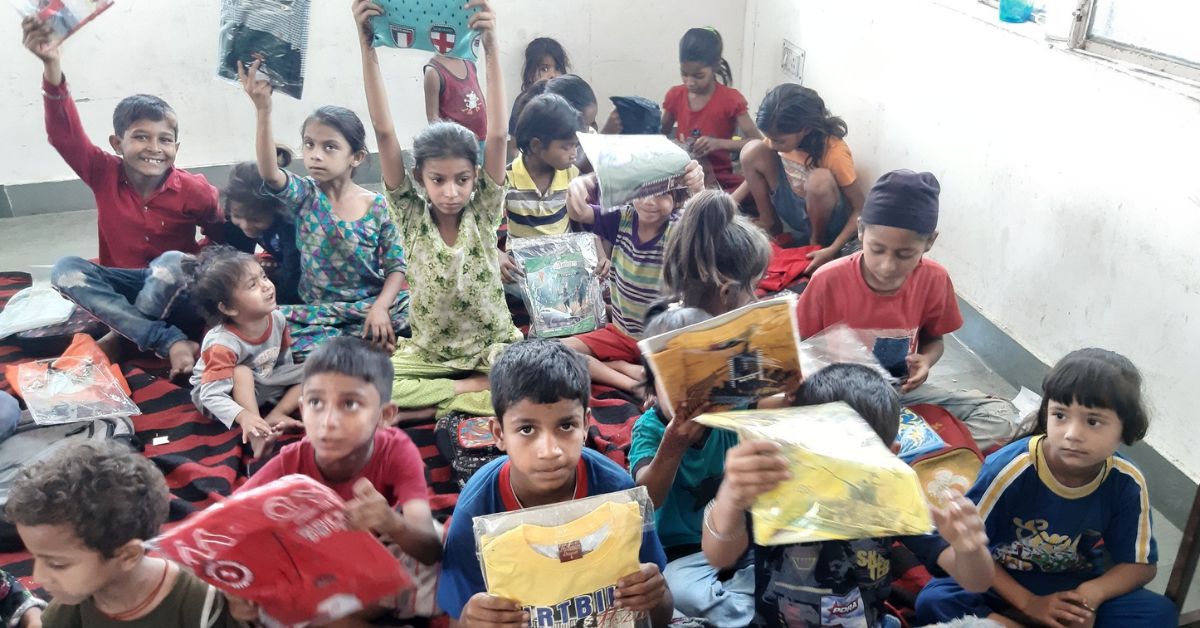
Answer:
[
  {"left": 511, "top": 233, "right": 605, "bottom": 338},
  {"left": 217, "top": 0, "right": 309, "bottom": 99}
]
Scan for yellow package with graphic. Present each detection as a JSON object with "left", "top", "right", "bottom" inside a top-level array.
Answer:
[{"left": 694, "top": 402, "right": 933, "bottom": 545}]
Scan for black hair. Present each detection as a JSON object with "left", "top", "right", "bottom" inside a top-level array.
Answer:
[
  {"left": 6, "top": 441, "right": 168, "bottom": 558},
  {"left": 545, "top": 74, "right": 597, "bottom": 117},
  {"left": 223, "top": 149, "right": 294, "bottom": 226},
  {"left": 521, "top": 37, "right": 570, "bottom": 92},
  {"left": 679, "top": 27, "right": 733, "bottom": 85},
  {"left": 302, "top": 106, "right": 368, "bottom": 155},
  {"left": 640, "top": 301, "right": 712, "bottom": 398},
  {"left": 1036, "top": 348, "right": 1149, "bottom": 445},
  {"left": 757, "top": 84, "right": 848, "bottom": 168},
  {"left": 511, "top": 80, "right": 549, "bottom": 135},
  {"left": 796, "top": 363, "right": 902, "bottom": 445},
  {"left": 191, "top": 245, "right": 258, "bottom": 325},
  {"left": 112, "top": 94, "right": 177, "bottom": 137},
  {"left": 662, "top": 190, "right": 771, "bottom": 312},
  {"left": 413, "top": 120, "right": 480, "bottom": 172},
  {"left": 515, "top": 94, "right": 582, "bottom": 154},
  {"left": 490, "top": 339, "right": 590, "bottom": 421},
  {"left": 303, "top": 336, "right": 395, "bottom": 403}
]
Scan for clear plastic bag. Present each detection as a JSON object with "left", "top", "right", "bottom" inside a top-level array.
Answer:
[
  {"left": 694, "top": 402, "right": 933, "bottom": 545},
  {"left": 368, "top": 0, "right": 481, "bottom": 60},
  {"left": 798, "top": 323, "right": 898, "bottom": 385},
  {"left": 576, "top": 133, "right": 691, "bottom": 207},
  {"left": 9, "top": 0, "right": 113, "bottom": 46},
  {"left": 511, "top": 233, "right": 605, "bottom": 338},
  {"left": 0, "top": 286, "right": 74, "bottom": 340},
  {"left": 473, "top": 487, "right": 655, "bottom": 627},
  {"left": 216, "top": 0, "right": 310, "bottom": 100},
  {"left": 638, "top": 295, "right": 802, "bottom": 412},
  {"left": 16, "top": 356, "right": 139, "bottom": 425}
]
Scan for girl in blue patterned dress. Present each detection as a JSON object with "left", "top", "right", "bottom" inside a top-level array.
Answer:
[{"left": 240, "top": 60, "right": 408, "bottom": 358}]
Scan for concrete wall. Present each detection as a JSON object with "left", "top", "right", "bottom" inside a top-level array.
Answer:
[
  {"left": 743, "top": 0, "right": 1200, "bottom": 481},
  {"left": 0, "top": 0, "right": 747, "bottom": 187}
]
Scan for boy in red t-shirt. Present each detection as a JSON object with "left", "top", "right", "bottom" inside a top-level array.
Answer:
[
  {"left": 235, "top": 337, "right": 442, "bottom": 623},
  {"left": 796, "top": 170, "right": 1018, "bottom": 450}
]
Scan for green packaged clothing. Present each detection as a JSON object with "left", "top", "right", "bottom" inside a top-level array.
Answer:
[
  {"left": 40, "top": 566, "right": 246, "bottom": 627},
  {"left": 628, "top": 407, "right": 738, "bottom": 550}
]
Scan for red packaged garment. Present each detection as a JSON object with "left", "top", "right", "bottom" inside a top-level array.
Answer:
[
  {"left": 756, "top": 243, "right": 820, "bottom": 296},
  {"left": 156, "top": 474, "right": 412, "bottom": 627}
]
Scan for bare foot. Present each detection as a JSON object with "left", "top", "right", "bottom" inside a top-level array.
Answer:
[
  {"left": 95, "top": 331, "right": 131, "bottom": 364},
  {"left": 452, "top": 373, "right": 491, "bottom": 395},
  {"left": 167, "top": 340, "right": 199, "bottom": 381},
  {"left": 390, "top": 407, "right": 437, "bottom": 425},
  {"left": 610, "top": 360, "right": 646, "bottom": 382}
]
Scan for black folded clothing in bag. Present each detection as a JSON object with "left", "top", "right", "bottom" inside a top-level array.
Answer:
[
  {"left": 217, "top": 0, "right": 310, "bottom": 99},
  {"left": 610, "top": 96, "right": 662, "bottom": 135}
]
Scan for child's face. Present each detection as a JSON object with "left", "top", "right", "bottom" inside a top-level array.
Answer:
[
  {"left": 302, "top": 121, "right": 362, "bottom": 183},
  {"left": 631, "top": 194, "right": 674, "bottom": 225},
  {"left": 534, "top": 55, "right": 562, "bottom": 83},
  {"left": 492, "top": 398, "right": 587, "bottom": 503},
  {"left": 580, "top": 104, "right": 599, "bottom": 131},
  {"left": 19, "top": 523, "right": 125, "bottom": 605},
  {"left": 680, "top": 61, "right": 716, "bottom": 95},
  {"left": 220, "top": 261, "right": 276, "bottom": 321},
  {"left": 1043, "top": 400, "right": 1124, "bottom": 479},
  {"left": 533, "top": 137, "right": 580, "bottom": 172},
  {"left": 419, "top": 157, "right": 477, "bottom": 217},
  {"left": 228, "top": 201, "right": 276, "bottom": 239},
  {"left": 765, "top": 130, "right": 808, "bottom": 154},
  {"left": 858, "top": 223, "right": 935, "bottom": 294},
  {"left": 110, "top": 117, "right": 178, "bottom": 181},
  {"left": 301, "top": 373, "right": 391, "bottom": 470}
]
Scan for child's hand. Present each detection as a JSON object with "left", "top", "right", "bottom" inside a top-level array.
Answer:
[
  {"left": 1019, "top": 590, "right": 1094, "bottom": 627},
  {"left": 614, "top": 563, "right": 666, "bottom": 612},
  {"left": 681, "top": 159, "right": 705, "bottom": 194},
  {"left": 226, "top": 595, "right": 260, "bottom": 621},
  {"left": 662, "top": 399, "right": 711, "bottom": 452},
  {"left": 344, "top": 478, "right": 401, "bottom": 535},
  {"left": 567, "top": 174, "right": 598, "bottom": 220},
  {"left": 465, "top": 0, "right": 497, "bottom": 51},
  {"left": 900, "top": 353, "right": 932, "bottom": 393},
  {"left": 17, "top": 606, "right": 42, "bottom": 628},
  {"left": 595, "top": 250, "right": 611, "bottom": 281},
  {"left": 235, "top": 411, "right": 273, "bottom": 444},
  {"left": 263, "top": 411, "right": 304, "bottom": 433},
  {"left": 499, "top": 251, "right": 524, "bottom": 284},
  {"left": 363, "top": 302, "right": 397, "bottom": 352},
  {"left": 600, "top": 110, "right": 623, "bottom": 134},
  {"left": 804, "top": 246, "right": 838, "bottom": 275},
  {"left": 351, "top": 0, "right": 383, "bottom": 49},
  {"left": 720, "top": 440, "right": 791, "bottom": 510},
  {"left": 930, "top": 491, "right": 988, "bottom": 556},
  {"left": 691, "top": 136, "right": 719, "bottom": 157},
  {"left": 238, "top": 59, "right": 274, "bottom": 111},
  {"left": 21, "top": 16, "right": 58, "bottom": 64},
  {"left": 460, "top": 592, "right": 527, "bottom": 628}
]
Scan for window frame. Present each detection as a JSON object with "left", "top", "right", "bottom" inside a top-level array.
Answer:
[{"left": 1067, "top": 0, "right": 1200, "bottom": 82}]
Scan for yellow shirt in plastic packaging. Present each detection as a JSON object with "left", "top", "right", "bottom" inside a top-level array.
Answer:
[
  {"left": 695, "top": 402, "right": 933, "bottom": 545},
  {"left": 479, "top": 500, "right": 645, "bottom": 626}
]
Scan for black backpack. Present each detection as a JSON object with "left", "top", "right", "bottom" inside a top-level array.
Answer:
[{"left": 434, "top": 412, "right": 502, "bottom": 489}]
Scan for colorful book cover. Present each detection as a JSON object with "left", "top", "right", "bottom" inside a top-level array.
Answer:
[
  {"left": 511, "top": 233, "right": 605, "bottom": 338},
  {"left": 368, "top": 0, "right": 480, "bottom": 60},
  {"left": 638, "top": 295, "right": 802, "bottom": 412},
  {"left": 11, "top": 0, "right": 113, "bottom": 45},
  {"left": 897, "top": 407, "right": 946, "bottom": 463}
]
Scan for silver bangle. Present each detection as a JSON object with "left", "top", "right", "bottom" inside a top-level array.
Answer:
[{"left": 703, "top": 503, "right": 735, "bottom": 542}]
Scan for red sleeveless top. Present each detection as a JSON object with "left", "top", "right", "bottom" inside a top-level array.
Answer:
[{"left": 427, "top": 58, "right": 487, "bottom": 141}]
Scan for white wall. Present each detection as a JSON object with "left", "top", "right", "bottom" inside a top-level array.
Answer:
[
  {"left": 0, "top": 0, "right": 746, "bottom": 186},
  {"left": 744, "top": 0, "right": 1200, "bottom": 480}
]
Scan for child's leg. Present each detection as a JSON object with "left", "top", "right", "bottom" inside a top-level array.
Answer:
[
  {"left": 915, "top": 576, "right": 1003, "bottom": 624},
  {"left": 662, "top": 550, "right": 755, "bottom": 625},
  {"left": 1092, "top": 588, "right": 1177, "bottom": 627},
  {"left": 263, "top": 384, "right": 303, "bottom": 431},
  {"left": 232, "top": 365, "right": 274, "bottom": 458},
  {"left": 738, "top": 140, "right": 782, "bottom": 233},
  {"left": 52, "top": 255, "right": 197, "bottom": 373},
  {"left": 609, "top": 359, "right": 646, "bottom": 382},
  {"left": 803, "top": 168, "right": 841, "bottom": 247},
  {"left": 900, "top": 385, "right": 1019, "bottom": 451},
  {"left": 583, "top": 355, "right": 643, "bottom": 397},
  {"left": 391, "top": 351, "right": 493, "bottom": 419}
]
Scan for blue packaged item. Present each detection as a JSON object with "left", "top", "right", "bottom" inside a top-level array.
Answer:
[
  {"left": 999, "top": 0, "right": 1034, "bottom": 23},
  {"left": 369, "top": 0, "right": 480, "bottom": 61},
  {"left": 897, "top": 407, "right": 946, "bottom": 463}
]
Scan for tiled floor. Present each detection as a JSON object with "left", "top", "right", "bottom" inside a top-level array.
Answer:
[{"left": 0, "top": 209, "right": 1196, "bottom": 614}]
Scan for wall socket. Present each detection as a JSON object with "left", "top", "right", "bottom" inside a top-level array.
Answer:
[{"left": 782, "top": 39, "right": 805, "bottom": 83}]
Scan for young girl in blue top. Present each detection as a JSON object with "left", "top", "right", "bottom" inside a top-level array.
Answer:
[
  {"left": 917, "top": 348, "right": 1177, "bottom": 627},
  {"left": 353, "top": 0, "right": 519, "bottom": 422},
  {"left": 240, "top": 62, "right": 408, "bottom": 358}
]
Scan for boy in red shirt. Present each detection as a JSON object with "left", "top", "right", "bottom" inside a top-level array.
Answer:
[
  {"left": 796, "top": 170, "right": 1018, "bottom": 450},
  {"left": 22, "top": 17, "right": 250, "bottom": 379},
  {"left": 236, "top": 336, "right": 442, "bottom": 623}
]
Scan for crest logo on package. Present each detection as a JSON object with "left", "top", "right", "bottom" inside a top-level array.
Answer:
[
  {"left": 369, "top": 0, "right": 481, "bottom": 60},
  {"left": 390, "top": 25, "right": 414, "bottom": 48}
]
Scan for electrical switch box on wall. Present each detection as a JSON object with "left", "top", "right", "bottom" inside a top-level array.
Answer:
[{"left": 782, "top": 39, "right": 804, "bottom": 82}]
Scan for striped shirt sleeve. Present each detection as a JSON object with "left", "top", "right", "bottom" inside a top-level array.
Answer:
[{"left": 1106, "top": 458, "right": 1157, "bottom": 564}]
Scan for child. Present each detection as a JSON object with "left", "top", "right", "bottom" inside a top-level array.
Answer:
[
  {"left": 736, "top": 84, "right": 866, "bottom": 273},
  {"left": 354, "top": 0, "right": 519, "bottom": 421},
  {"left": 558, "top": 164, "right": 704, "bottom": 395},
  {"left": 223, "top": 151, "right": 302, "bottom": 306},
  {"left": 23, "top": 17, "right": 245, "bottom": 379},
  {"left": 916, "top": 349, "right": 1176, "bottom": 627},
  {"left": 189, "top": 246, "right": 304, "bottom": 456},
  {"left": 703, "top": 363, "right": 995, "bottom": 627},
  {"left": 546, "top": 74, "right": 600, "bottom": 132},
  {"left": 438, "top": 339, "right": 674, "bottom": 626},
  {"left": 236, "top": 337, "right": 442, "bottom": 622},
  {"left": 506, "top": 36, "right": 570, "bottom": 157},
  {"left": 423, "top": 47, "right": 487, "bottom": 151},
  {"left": 661, "top": 27, "right": 761, "bottom": 193},
  {"left": 796, "top": 170, "right": 1018, "bottom": 450},
  {"left": 504, "top": 94, "right": 582, "bottom": 242},
  {"left": 6, "top": 441, "right": 246, "bottom": 626},
  {"left": 240, "top": 62, "right": 409, "bottom": 358},
  {"left": 0, "top": 569, "right": 44, "bottom": 628},
  {"left": 629, "top": 303, "right": 756, "bottom": 625}
]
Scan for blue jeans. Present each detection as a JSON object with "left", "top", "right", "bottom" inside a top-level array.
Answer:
[
  {"left": 51, "top": 252, "right": 201, "bottom": 358},
  {"left": 0, "top": 391, "right": 19, "bottom": 442},
  {"left": 663, "top": 550, "right": 755, "bottom": 627}
]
